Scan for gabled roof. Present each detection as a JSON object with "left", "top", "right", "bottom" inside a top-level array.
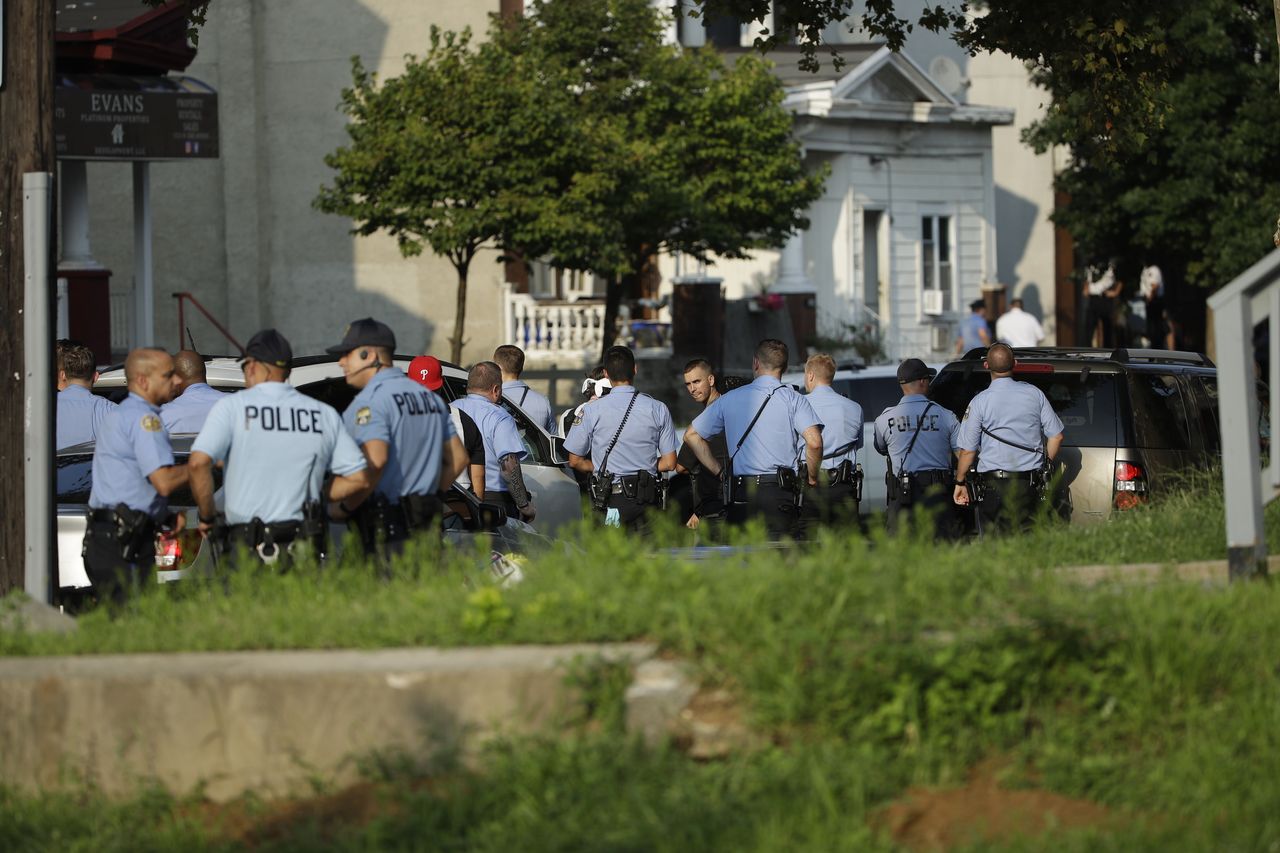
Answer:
[{"left": 784, "top": 45, "right": 1013, "bottom": 127}]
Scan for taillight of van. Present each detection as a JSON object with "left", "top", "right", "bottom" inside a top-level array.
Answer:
[{"left": 1113, "top": 461, "right": 1148, "bottom": 510}]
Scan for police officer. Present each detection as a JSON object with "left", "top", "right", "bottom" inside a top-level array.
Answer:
[
  {"left": 494, "top": 344, "right": 556, "bottom": 434},
  {"left": 83, "top": 348, "right": 188, "bottom": 601},
  {"left": 160, "top": 350, "right": 227, "bottom": 434},
  {"left": 325, "top": 320, "right": 467, "bottom": 558},
  {"left": 674, "top": 358, "right": 725, "bottom": 530},
  {"left": 565, "top": 346, "right": 677, "bottom": 532},
  {"left": 800, "top": 354, "right": 864, "bottom": 533},
  {"left": 452, "top": 361, "right": 538, "bottom": 523},
  {"left": 189, "top": 329, "right": 370, "bottom": 566},
  {"left": 684, "top": 339, "right": 822, "bottom": 540},
  {"left": 954, "top": 343, "right": 1065, "bottom": 534},
  {"left": 874, "top": 358, "right": 961, "bottom": 540},
  {"left": 56, "top": 339, "right": 116, "bottom": 450}
]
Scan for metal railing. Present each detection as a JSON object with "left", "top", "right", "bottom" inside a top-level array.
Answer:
[
  {"left": 173, "top": 292, "right": 243, "bottom": 354},
  {"left": 501, "top": 283, "right": 607, "bottom": 359},
  {"left": 1206, "top": 248, "right": 1280, "bottom": 579}
]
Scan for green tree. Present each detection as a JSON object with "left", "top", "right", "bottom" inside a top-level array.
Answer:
[
  {"left": 496, "top": 0, "right": 828, "bottom": 358},
  {"left": 1027, "top": 0, "right": 1280, "bottom": 291},
  {"left": 314, "top": 28, "right": 580, "bottom": 363}
]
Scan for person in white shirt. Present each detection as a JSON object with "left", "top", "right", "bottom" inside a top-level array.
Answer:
[
  {"left": 995, "top": 299, "right": 1045, "bottom": 348},
  {"left": 1139, "top": 264, "right": 1171, "bottom": 349},
  {"left": 1082, "top": 261, "right": 1122, "bottom": 347}
]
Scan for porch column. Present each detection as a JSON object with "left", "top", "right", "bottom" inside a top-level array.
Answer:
[{"left": 773, "top": 230, "right": 810, "bottom": 293}]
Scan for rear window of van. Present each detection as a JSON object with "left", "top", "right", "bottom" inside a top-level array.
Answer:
[{"left": 929, "top": 369, "right": 1120, "bottom": 447}]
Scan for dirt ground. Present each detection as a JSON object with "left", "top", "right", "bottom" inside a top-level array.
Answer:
[{"left": 871, "top": 760, "right": 1117, "bottom": 850}]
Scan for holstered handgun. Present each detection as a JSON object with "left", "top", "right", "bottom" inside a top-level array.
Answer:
[
  {"left": 1031, "top": 460, "right": 1054, "bottom": 502},
  {"left": 401, "top": 492, "right": 441, "bottom": 530},
  {"left": 965, "top": 478, "right": 983, "bottom": 505},
  {"left": 113, "top": 503, "right": 156, "bottom": 565},
  {"left": 776, "top": 466, "right": 800, "bottom": 494},
  {"left": 589, "top": 472, "right": 614, "bottom": 511},
  {"left": 851, "top": 463, "right": 864, "bottom": 502}
]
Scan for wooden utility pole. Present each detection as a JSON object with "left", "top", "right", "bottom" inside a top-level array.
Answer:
[{"left": 0, "top": 0, "right": 56, "bottom": 594}]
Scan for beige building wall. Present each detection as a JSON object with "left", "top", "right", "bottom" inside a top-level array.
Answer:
[
  {"left": 83, "top": 0, "right": 506, "bottom": 363},
  {"left": 963, "top": 52, "right": 1063, "bottom": 341}
]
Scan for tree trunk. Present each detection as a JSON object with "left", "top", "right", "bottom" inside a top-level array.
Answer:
[
  {"left": 0, "top": 0, "right": 56, "bottom": 594},
  {"left": 599, "top": 272, "right": 622, "bottom": 363},
  {"left": 449, "top": 259, "right": 470, "bottom": 365}
]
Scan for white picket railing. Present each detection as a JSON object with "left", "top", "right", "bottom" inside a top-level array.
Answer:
[
  {"left": 501, "top": 284, "right": 608, "bottom": 361},
  {"left": 109, "top": 289, "right": 133, "bottom": 355},
  {"left": 1207, "top": 247, "right": 1280, "bottom": 579}
]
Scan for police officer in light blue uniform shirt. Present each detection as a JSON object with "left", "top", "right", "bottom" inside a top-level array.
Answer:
[
  {"left": 874, "top": 358, "right": 961, "bottom": 539},
  {"left": 159, "top": 350, "right": 227, "bottom": 434},
  {"left": 190, "top": 329, "right": 369, "bottom": 563},
  {"left": 565, "top": 345, "right": 678, "bottom": 531},
  {"left": 56, "top": 339, "right": 116, "bottom": 450},
  {"left": 494, "top": 344, "right": 557, "bottom": 434},
  {"left": 956, "top": 300, "right": 991, "bottom": 353},
  {"left": 684, "top": 339, "right": 822, "bottom": 540},
  {"left": 799, "top": 353, "right": 863, "bottom": 531},
  {"left": 83, "top": 348, "right": 189, "bottom": 599},
  {"left": 324, "top": 319, "right": 466, "bottom": 555},
  {"left": 954, "top": 343, "right": 1064, "bottom": 534},
  {"left": 452, "top": 361, "right": 537, "bottom": 522}
]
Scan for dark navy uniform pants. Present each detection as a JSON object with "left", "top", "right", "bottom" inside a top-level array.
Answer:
[{"left": 886, "top": 470, "right": 960, "bottom": 541}]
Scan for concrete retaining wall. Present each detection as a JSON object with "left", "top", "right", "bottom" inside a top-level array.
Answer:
[{"left": 0, "top": 643, "right": 657, "bottom": 801}]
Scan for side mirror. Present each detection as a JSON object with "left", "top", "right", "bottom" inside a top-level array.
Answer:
[
  {"left": 475, "top": 502, "right": 508, "bottom": 531},
  {"left": 549, "top": 435, "right": 567, "bottom": 465}
]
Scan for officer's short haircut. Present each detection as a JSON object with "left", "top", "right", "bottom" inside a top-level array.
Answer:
[
  {"left": 755, "top": 339, "right": 789, "bottom": 372},
  {"left": 467, "top": 360, "right": 503, "bottom": 392},
  {"left": 806, "top": 354, "right": 836, "bottom": 384},
  {"left": 124, "top": 347, "right": 170, "bottom": 385},
  {"left": 588, "top": 364, "right": 607, "bottom": 381},
  {"left": 604, "top": 345, "right": 636, "bottom": 382},
  {"left": 493, "top": 345, "right": 525, "bottom": 377},
  {"left": 1010, "top": 298, "right": 1024, "bottom": 310},
  {"left": 987, "top": 342, "right": 1014, "bottom": 373},
  {"left": 173, "top": 350, "right": 207, "bottom": 383},
  {"left": 56, "top": 339, "right": 96, "bottom": 381},
  {"left": 683, "top": 358, "right": 714, "bottom": 376}
]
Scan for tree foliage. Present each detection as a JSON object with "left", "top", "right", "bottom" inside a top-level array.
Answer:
[
  {"left": 695, "top": 0, "right": 1200, "bottom": 160},
  {"left": 318, "top": 0, "right": 826, "bottom": 361},
  {"left": 314, "top": 28, "right": 582, "bottom": 362},
  {"left": 1030, "top": 0, "right": 1280, "bottom": 290},
  {"left": 496, "top": 0, "right": 828, "bottom": 355}
]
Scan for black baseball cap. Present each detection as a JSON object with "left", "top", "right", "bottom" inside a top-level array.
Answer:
[
  {"left": 325, "top": 317, "right": 397, "bottom": 355},
  {"left": 897, "top": 358, "right": 936, "bottom": 384},
  {"left": 240, "top": 329, "right": 293, "bottom": 368},
  {"left": 970, "top": 299, "right": 986, "bottom": 311}
]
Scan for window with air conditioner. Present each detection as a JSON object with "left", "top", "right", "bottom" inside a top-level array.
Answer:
[{"left": 921, "top": 214, "right": 953, "bottom": 315}]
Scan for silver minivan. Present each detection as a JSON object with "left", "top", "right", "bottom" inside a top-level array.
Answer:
[{"left": 928, "top": 348, "right": 1224, "bottom": 523}]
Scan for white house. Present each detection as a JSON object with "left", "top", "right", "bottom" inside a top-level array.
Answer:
[{"left": 657, "top": 45, "right": 1013, "bottom": 362}]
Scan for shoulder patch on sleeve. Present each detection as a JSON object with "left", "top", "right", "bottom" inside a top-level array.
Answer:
[
  {"left": 572, "top": 413, "right": 583, "bottom": 427},
  {"left": 961, "top": 406, "right": 970, "bottom": 422},
  {"left": 355, "top": 406, "right": 372, "bottom": 426},
  {"left": 141, "top": 414, "right": 162, "bottom": 432}
]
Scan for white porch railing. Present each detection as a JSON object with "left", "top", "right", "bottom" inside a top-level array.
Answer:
[
  {"left": 109, "top": 289, "right": 133, "bottom": 356},
  {"left": 501, "top": 283, "right": 607, "bottom": 361},
  {"left": 1206, "top": 248, "right": 1280, "bottom": 579}
]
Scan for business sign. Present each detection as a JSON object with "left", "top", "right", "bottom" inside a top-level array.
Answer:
[{"left": 56, "top": 84, "right": 219, "bottom": 160}]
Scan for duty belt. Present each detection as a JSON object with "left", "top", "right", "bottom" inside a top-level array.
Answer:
[
  {"left": 906, "top": 469, "right": 952, "bottom": 484},
  {"left": 732, "top": 473, "right": 782, "bottom": 488},
  {"left": 977, "top": 469, "right": 1035, "bottom": 480},
  {"left": 227, "top": 520, "right": 302, "bottom": 543}
]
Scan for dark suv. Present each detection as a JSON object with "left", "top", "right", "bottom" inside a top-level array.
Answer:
[{"left": 928, "top": 347, "right": 1224, "bottom": 522}]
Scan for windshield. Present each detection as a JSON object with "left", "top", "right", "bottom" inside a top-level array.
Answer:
[{"left": 929, "top": 368, "right": 1120, "bottom": 447}]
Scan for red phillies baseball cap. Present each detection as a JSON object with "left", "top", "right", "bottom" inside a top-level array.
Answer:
[{"left": 408, "top": 355, "right": 444, "bottom": 391}]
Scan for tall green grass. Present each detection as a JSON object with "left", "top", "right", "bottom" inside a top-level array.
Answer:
[{"left": 4, "top": 492, "right": 1280, "bottom": 849}]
